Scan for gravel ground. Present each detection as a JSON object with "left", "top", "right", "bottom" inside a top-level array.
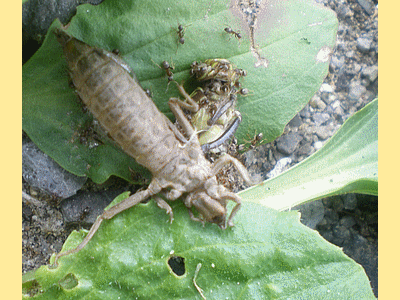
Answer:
[{"left": 23, "top": 0, "right": 378, "bottom": 297}]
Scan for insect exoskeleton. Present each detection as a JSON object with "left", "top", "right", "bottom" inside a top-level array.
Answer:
[{"left": 52, "top": 29, "right": 253, "bottom": 266}]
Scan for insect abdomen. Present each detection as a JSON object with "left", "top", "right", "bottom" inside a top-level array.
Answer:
[{"left": 56, "top": 30, "right": 180, "bottom": 173}]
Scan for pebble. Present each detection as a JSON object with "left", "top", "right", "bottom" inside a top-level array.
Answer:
[
  {"left": 313, "top": 141, "right": 323, "bottom": 150},
  {"left": 276, "top": 132, "right": 303, "bottom": 155},
  {"left": 60, "top": 188, "right": 128, "bottom": 226},
  {"left": 345, "top": 50, "right": 355, "bottom": 59},
  {"left": 357, "top": 37, "right": 373, "bottom": 53},
  {"left": 297, "top": 142, "right": 313, "bottom": 156},
  {"left": 320, "top": 83, "right": 334, "bottom": 93},
  {"left": 337, "top": 4, "right": 352, "bottom": 19},
  {"left": 288, "top": 113, "right": 302, "bottom": 127},
  {"left": 343, "top": 193, "right": 357, "bottom": 210},
  {"left": 340, "top": 215, "right": 356, "bottom": 228},
  {"left": 323, "top": 208, "right": 339, "bottom": 225},
  {"left": 312, "top": 112, "right": 330, "bottom": 126},
  {"left": 330, "top": 56, "right": 345, "bottom": 70},
  {"left": 266, "top": 157, "right": 292, "bottom": 178},
  {"left": 362, "top": 65, "right": 378, "bottom": 83},
  {"left": 22, "top": 140, "right": 87, "bottom": 198},
  {"left": 357, "top": 0, "right": 375, "bottom": 15},
  {"left": 309, "top": 95, "right": 326, "bottom": 110},
  {"left": 348, "top": 81, "right": 367, "bottom": 101},
  {"left": 332, "top": 224, "right": 351, "bottom": 246},
  {"left": 315, "top": 126, "right": 330, "bottom": 140},
  {"left": 299, "top": 104, "right": 311, "bottom": 118},
  {"left": 294, "top": 200, "right": 325, "bottom": 230}
]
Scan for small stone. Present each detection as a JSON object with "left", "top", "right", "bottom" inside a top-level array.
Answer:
[
  {"left": 340, "top": 216, "right": 356, "bottom": 228},
  {"left": 320, "top": 83, "right": 334, "bottom": 93},
  {"left": 331, "top": 197, "right": 344, "bottom": 212},
  {"left": 337, "top": 4, "right": 352, "bottom": 19},
  {"left": 312, "top": 112, "right": 330, "bottom": 126},
  {"left": 299, "top": 104, "right": 310, "bottom": 118},
  {"left": 295, "top": 200, "right": 325, "bottom": 230},
  {"left": 266, "top": 157, "right": 292, "bottom": 178},
  {"left": 362, "top": 65, "right": 378, "bottom": 83},
  {"left": 343, "top": 194, "right": 357, "bottom": 210},
  {"left": 348, "top": 82, "right": 367, "bottom": 101},
  {"left": 357, "top": 37, "right": 372, "bottom": 53},
  {"left": 288, "top": 113, "right": 302, "bottom": 127},
  {"left": 309, "top": 95, "right": 326, "bottom": 110},
  {"left": 276, "top": 132, "right": 303, "bottom": 155},
  {"left": 332, "top": 224, "right": 351, "bottom": 246},
  {"left": 314, "top": 141, "right": 323, "bottom": 150},
  {"left": 297, "top": 142, "right": 313, "bottom": 156},
  {"left": 345, "top": 50, "right": 355, "bottom": 59},
  {"left": 330, "top": 56, "right": 345, "bottom": 70},
  {"left": 357, "top": 0, "right": 375, "bottom": 15},
  {"left": 324, "top": 208, "right": 339, "bottom": 224},
  {"left": 23, "top": 205, "right": 34, "bottom": 221},
  {"left": 315, "top": 126, "right": 330, "bottom": 140},
  {"left": 23, "top": 140, "right": 87, "bottom": 198}
]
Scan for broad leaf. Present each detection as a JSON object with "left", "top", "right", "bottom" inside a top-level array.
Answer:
[
  {"left": 23, "top": 194, "right": 375, "bottom": 299},
  {"left": 240, "top": 99, "right": 378, "bottom": 211},
  {"left": 23, "top": 0, "right": 338, "bottom": 183}
]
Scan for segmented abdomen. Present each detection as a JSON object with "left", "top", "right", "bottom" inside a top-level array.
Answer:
[{"left": 57, "top": 31, "right": 180, "bottom": 174}]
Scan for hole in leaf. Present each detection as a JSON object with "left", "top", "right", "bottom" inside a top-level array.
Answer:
[
  {"left": 168, "top": 256, "right": 185, "bottom": 276},
  {"left": 58, "top": 273, "right": 79, "bottom": 290}
]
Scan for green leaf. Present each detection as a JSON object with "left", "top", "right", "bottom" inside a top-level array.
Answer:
[
  {"left": 240, "top": 99, "right": 378, "bottom": 211},
  {"left": 23, "top": 196, "right": 375, "bottom": 299},
  {"left": 22, "top": 0, "right": 338, "bottom": 183}
]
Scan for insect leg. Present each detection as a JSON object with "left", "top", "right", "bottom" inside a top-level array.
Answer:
[
  {"left": 207, "top": 97, "right": 234, "bottom": 127},
  {"left": 187, "top": 207, "right": 205, "bottom": 226},
  {"left": 211, "top": 154, "right": 252, "bottom": 185},
  {"left": 201, "top": 115, "right": 241, "bottom": 152},
  {"left": 153, "top": 195, "right": 174, "bottom": 223},
  {"left": 166, "top": 116, "right": 189, "bottom": 143},
  {"left": 218, "top": 191, "right": 242, "bottom": 227},
  {"left": 168, "top": 82, "right": 199, "bottom": 138},
  {"left": 53, "top": 187, "right": 158, "bottom": 266}
]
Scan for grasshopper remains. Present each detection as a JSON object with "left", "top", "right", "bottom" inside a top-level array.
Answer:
[{"left": 189, "top": 59, "right": 247, "bottom": 152}]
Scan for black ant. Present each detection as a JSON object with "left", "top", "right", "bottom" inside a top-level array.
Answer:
[
  {"left": 224, "top": 27, "right": 242, "bottom": 40},
  {"left": 177, "top": 24, "right": 186, "bottom": 45},
  {"left": 175, "top": 22, "right": 191, "bottom": 53},
  {"left": 238, "top": 131, "right": 264, "bottom": 151},
  {"left": 151, "top": 59, "right": 175, "bottom": 91},
  {"left": 162, "top": 60, "right": 174, "bottom": 82},
  {"left": 152, "top": 59, "right": 175, "bottom": 82}
]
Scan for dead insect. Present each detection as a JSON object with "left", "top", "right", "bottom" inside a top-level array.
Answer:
[
  {"left": 190, "top": 59, "right": 245, "bottom": 86},
  {"left": 187, "top": 59, "right": 247, "bottom": 152},
  {"left": 224, "top": 27, "right": 242, "bottom": 40},
  {"left": 53, "top": 29, "right": 252, "bottom": 265}
]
